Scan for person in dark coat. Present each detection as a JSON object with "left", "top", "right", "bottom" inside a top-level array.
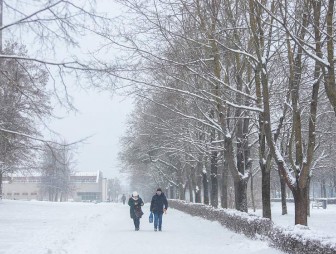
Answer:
[
  {"left": 128, "top": 191, "right": 144, "bottom": 231},
  {"left": 150, "top": 188, "right": 168, "bottom": 231},
  {"left": 121, "top": 194, "right": 126, "bottom": 205}
]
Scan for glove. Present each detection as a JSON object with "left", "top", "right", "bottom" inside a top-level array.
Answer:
[{"left": 163, "top": 208, "right": 167, "bottom": 214}]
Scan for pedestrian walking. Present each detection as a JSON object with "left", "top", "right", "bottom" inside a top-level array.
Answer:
[
  {"left": 150, "top": 188, "right": 168, "bottom": 231},
  {"left": 128, "top": 191, "right": 144, "bottom": 231},
  {"left": 121, "top": 194, "right": 126, "bottom": 205}
]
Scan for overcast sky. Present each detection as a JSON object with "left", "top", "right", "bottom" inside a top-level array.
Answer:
[
  {"left": 45, "top": 1, "right": 133, "bottom": 179},
  {"left": 48, "top": 88, "right": 133, "bottom": 179}
]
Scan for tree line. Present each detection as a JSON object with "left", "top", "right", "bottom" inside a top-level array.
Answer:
[{"left": 116, "top": 0, "right": 336, "bottom": 226}]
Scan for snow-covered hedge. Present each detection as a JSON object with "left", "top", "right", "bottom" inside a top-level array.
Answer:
[
  {"left": 271, "top": 198, "right": 336, "bottom": 205},
  {"left": 319, "top": 198, "right": 336, "bottom": 205},
  {"left": 271, "top": 198, "right": 294, "bottom": 203},
  {"left": 169, "top": 199, "right": 336, "bottom": 254},
  {"left": 168, "top": 199, "right": 272, "bottom": 238},
  {"left": 269, "top": 225, "right": 336, "bottom": 254}
]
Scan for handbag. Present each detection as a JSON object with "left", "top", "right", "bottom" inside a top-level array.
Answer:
[
  {"left": 149, "top": 212, "right": 153, "bottom": 223},
  {"left": 134, "top": 206, "right": 144, "bottom": 218}
]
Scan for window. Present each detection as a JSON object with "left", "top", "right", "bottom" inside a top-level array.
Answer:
[
  {"left": 14, "top": 193, "right": 20, "bottom": 196},
  {"left": 7, "top": 193, "right": 12, "bottom": 196},
  {"left": 77, "top": 192, "right": 101, "bottom": 201},
  {"left": 71, "top": 178, "right": 96, "bottom": 183},
  {"left": 22, "top": 193, "right": 28, "bottom": 196},
  {"left": 31, "top": 193, "right": 37, "bottom": 196}
]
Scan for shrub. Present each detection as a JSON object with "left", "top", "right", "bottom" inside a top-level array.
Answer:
[{"left": 169, "top": 199, "right": 336, "bottom": 254}]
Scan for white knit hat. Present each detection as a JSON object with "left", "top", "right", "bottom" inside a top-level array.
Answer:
[{"left": 132, "top": 191, "right": 138, "bottom": 197}]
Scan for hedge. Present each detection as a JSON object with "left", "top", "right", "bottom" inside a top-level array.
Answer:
[{"left": 169, "top": 199, "right": 336, "bottom": 254}]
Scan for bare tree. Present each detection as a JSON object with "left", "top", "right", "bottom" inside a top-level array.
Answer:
[
  {"left": 0, "top": 41, "right": 51, "bottom": 194},
  {"left": 40, "top": 141, "right": 76, "bottom": 202}
]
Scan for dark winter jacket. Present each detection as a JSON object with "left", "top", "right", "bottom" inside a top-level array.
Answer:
[
  {"left": 150, "top": 193, "right": 168, "bottom": 213},
  {"left": 128, "top": 197, "right": 144, "bottom": 219}
]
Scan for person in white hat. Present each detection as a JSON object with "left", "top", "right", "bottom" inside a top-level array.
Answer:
[{"left": 128, "top": 191, "right": 144, "bottom": 231}]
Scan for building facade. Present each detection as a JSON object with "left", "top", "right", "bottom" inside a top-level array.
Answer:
[{"left": 2, "top": 171, "right": 108, "bottom": 202}]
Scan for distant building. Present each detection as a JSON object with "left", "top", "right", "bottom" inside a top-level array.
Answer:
[{"left": 2, "top": 171, "right": 108, "bottom": 202}]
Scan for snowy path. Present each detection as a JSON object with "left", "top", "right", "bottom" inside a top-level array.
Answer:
[{"left": 0, "top": 200, "right": 284, "bottom": 254}]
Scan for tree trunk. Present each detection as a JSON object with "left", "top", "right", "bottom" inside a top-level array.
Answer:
[
  {"left": 259, "top": 120, "right": 271, "bottom": 219},
  {"left": 49, "top": 189, "right": 53, "bottom": 201},
  {"left": 321, "top": 179, "right": 327, "bottom": 198},
  {"left": 195, "top": 161, "right": 202, "bottom": 203},
  {"left": 178, "top": 182, "right": 185, "bottom": 200},
  {"left": 234, "top": 77, "right": 249, "bottom": 213},
  {"left": 210, "top": 151, "right": 218, "bottom": 208},
  {"left": 202, "top": 170, "right": 209, "bottom": 205},
  {"left": 221, "top": 159, "right": 228, "bottom": 208},
  {"left": 250, "top": 172, "right": 256, "bottom": 212},
  {"left": 191, "top": 168, "right": 198, "bottom": 203},
  {"left": 195, "top": 184, "right": 201, "bottom": 203},
  {"left": 307, "top": 177, "right": 311, "bottom": 216},
  {"left": 170, "top": 185, "right": 174, "bottom": 199},
  {"left": 324, "top": 0, "right": 336, "bottom": 114},
  {"left": 234, "top": 179, "right": 248, "bottom": 212},
  {"left": 188, "top": 177, "right": 194, "bottom": 202},
  {"left": 224, "top": 135, "right": 248, "bottom": 212},
  {"left": 330, "top": 179, "right": 334, "bottom": 197},
  {"left": 235, "top": 166, "right": 248, "bottom": 212},
  {"left": 0, "top": 171, "right": 2, "bottom": 199},
  {"left": 293, "top": 187, "right": 309, "bottom": 225},
  {"left": 54, "top": 191, "right": 58, "bottom": 202},
  {"left": 261, "top": 163, "right": 271, "bottom": 219},
  {"left": 279, "top": 169, "right": 288, "bottom": 215}
]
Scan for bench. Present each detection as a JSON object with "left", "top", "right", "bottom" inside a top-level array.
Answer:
[{"left": 312, "top": 201, "right": 323, "bottom": 209}]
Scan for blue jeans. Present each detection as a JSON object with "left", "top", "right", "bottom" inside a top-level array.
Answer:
[{"left": 154, "top": 212, "right": 163, "bottom": 229}]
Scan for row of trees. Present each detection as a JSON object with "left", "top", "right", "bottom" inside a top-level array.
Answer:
[
  {"left": 0, "top": 0, "right": 117, "bottom": 193},
  {"left": 117, "top": 0, "right": 336, "bottom": 226},
  {"left": 107, "top": 177, "right": 122, "bottom": 202}
]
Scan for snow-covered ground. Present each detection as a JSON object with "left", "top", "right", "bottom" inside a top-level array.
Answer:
[
  {"left": 0, "top": 200, "right": 285, "bottom": 254},
  {"left": 251, "top": 202, "right": 336, "bottom": 240}
]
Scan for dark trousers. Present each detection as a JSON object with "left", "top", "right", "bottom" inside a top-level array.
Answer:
[
  {"left": 133, "top": 217, "right": 140, "bottom": 229},
  {"left": 154, "top": 212, "right": 163, "bottom": 229}
]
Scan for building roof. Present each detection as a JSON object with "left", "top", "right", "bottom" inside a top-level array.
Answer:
[
  {"left": 73, "top": 171, "right": 100, "bottom": 177},
  {"left": 72, "top": 171, "right": 102, "bottom": 183}
]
